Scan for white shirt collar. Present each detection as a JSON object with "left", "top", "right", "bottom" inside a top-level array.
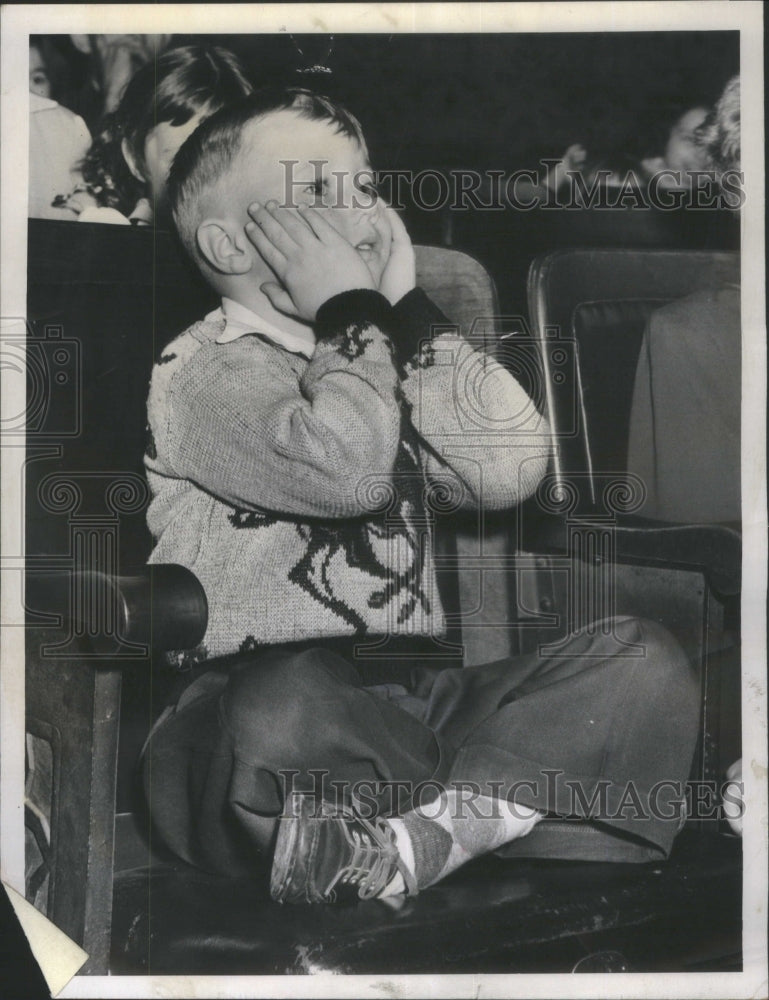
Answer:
[
  {"left": 212, "top": 297, "right": 315, "bottom": 358},
  {"left": 29, "top": 93, "right": 60, "bottom": 114}
]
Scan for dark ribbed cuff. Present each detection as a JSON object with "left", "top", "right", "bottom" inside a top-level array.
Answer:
[
  {"left": 390, "top": 287, "right": 452, "bottom": 365},
  {"left": 315, "top": 289, "right": 394, "bottom": 342}
]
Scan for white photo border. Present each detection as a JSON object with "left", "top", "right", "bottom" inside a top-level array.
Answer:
[{"left": 1, "top": 4, "right": 765, "bottom": 998}]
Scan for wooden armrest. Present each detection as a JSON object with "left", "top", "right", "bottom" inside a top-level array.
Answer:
[
  {"left": 524, "top": 515, "right": 741, "bottom": 597},
  {"left": 26, "top": 564, "right": 208, "bottom": 651}
]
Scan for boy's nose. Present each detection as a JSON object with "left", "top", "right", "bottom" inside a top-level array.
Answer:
[{"left": 347, "top": 191, "right": 380, "bottom": 224}]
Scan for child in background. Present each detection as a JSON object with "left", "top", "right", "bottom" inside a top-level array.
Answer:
[
  {"left": 29, "top": 42, "right": 52, "bottom": 99},
  {"left": 28, "top": 42, "right": 91, "bottom": 222},
  {"left": 57, "top": 45, "right": 252, "bottom": 225}
]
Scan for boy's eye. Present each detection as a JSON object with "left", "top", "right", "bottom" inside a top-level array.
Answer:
[{"left": 298, "top": 179, "right": 333, "bottom": 209}]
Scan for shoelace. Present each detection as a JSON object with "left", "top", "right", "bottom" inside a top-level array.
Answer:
[{"left": 324, "top": 805, "right": 408, "bottom": 901}]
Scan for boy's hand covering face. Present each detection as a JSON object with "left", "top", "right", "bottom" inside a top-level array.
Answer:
[
  {"left": 246, "top": 200, "right": 376, "bottom": 322},
  {"left": 376, "top": 202, "right": 416, "bottom": 306}
]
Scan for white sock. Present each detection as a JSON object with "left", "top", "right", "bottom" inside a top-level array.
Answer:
[
  {"left": 380, "top": 793, "right": 542, "bottom": 896},
  {"left": 425, "top": 792, "right": 541, "bottom": 883},
  {"left": 379, "top": 817, "right": 413, "bottom": 897}
]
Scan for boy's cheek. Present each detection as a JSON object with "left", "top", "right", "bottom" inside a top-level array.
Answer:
[
  {"left": 314, "top": 205, "right": 346, "bottom": 233},
  {"left": 361, "top": 252, "right": 386, "bottom": 287},
  {"left": 378, "top": 227, "right": 394, "bottom": 272},
  {"left": 370, "top": 237, "right": 392, "bottom": 279}
]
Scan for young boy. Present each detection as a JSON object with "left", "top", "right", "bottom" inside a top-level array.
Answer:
[{"left": 143, "top": 89, "right": 699, "bottom": 904}]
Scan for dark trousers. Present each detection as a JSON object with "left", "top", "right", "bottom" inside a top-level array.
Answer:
[{"left": 143, "top": 617, "right": 699, "bottom": 877}]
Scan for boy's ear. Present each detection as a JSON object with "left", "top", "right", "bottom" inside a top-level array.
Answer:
[
  {"left": 121, "top": 139, "right": 145, "bottom": 184},
  {"left": 197, "top": 220, "right": 253, "bottom": 276}
]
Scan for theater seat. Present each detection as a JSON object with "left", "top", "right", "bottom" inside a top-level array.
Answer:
[
  {"left": 518, "top": 249, "right": 741, "bottom": 785},
  {"left": 111, "top": 828, "right": 740, "bottom": 974}
]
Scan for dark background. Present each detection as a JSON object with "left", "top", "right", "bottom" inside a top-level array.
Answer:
[{"left": 41, "top": 31, "right": 740, "bottom": 172}]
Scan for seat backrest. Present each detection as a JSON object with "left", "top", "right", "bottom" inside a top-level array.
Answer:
[
  {"left": 26, "top": 220, "right": 217, "bottom": 565},
  {"left": 526, "top": 248, "right": 740, "bottom": 512},
  {"left": 522, "top": 247, "right": 741, "bottom": 800},
  {"left": 447, "top": 202, "right": 739, "bottom": 318},
  {"left": 412, "top": 246, "right": 509, "bottom": 665},
  {"left": 413, "top": 243, "right": 499, "bottom": 349}
]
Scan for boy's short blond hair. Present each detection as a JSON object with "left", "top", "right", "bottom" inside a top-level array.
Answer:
[{"left": 167, "top": 87, "right": 368, "bottom": 270}]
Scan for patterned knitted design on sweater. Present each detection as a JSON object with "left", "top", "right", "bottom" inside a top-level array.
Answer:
[
  {"left": 145, "top": 312, "right": 446, "bottom": 657},
  {"left": 286, "top": 425, "right": 431, "bottom": 632},
  {"left": 145, "top": 295, "right": 551, "bottom": 658}
]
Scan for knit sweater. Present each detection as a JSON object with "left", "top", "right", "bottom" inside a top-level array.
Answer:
[{"left": 145, "top": 288, "right": 550, "bottom": 664}]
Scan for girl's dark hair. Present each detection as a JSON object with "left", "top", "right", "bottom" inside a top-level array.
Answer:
[{"left": 80, "top": 44, "right": 253, "bottom": 215}]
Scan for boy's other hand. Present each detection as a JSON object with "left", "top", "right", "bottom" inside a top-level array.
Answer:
[
  {"left": 377, "top": 203, "right": 416, "bottom": 305},
  {"left": 246, "top": 201, "right": 376, "bottom": 322}
]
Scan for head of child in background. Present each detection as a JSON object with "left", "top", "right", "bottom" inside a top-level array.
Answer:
[
  {"left": 167, "top": 89, "right": 390, "bottom": 320},
  {"left": 694, "top": 75, "right": 740, "bottom": 179},
  {"left": 639, "top": 104, "right": 711, "bottom": 187},
  {"left": 75, "top": 44, "right": 253, "bottom": 221},
  {"left": 29, "top": 43, "right": 52, "bottom": 99},
  {"left": 661, "top": 106, "right": 711, "bottom": 173}
]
